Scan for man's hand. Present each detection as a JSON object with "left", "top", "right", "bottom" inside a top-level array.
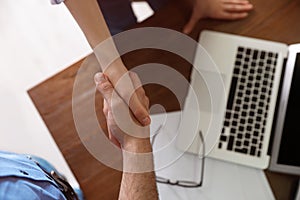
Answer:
[{"left": 183, "top": 0, "right": 254, "bottom": 34}]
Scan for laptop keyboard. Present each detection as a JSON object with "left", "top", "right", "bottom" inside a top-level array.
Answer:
[{"left": 218, "top": 46, "right": 278, "bottom": 157}]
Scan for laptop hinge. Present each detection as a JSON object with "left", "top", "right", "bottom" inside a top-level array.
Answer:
[{"left": 268, "top": 58, "right": 288, "bottom": 155}]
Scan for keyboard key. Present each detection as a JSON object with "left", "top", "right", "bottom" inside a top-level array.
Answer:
[
  {"left": 268, "top": 52, "right": 273, "bottom": 57},
  {"left": 225, "top": 112, "right": 231, "bottom": 119},
  {"left": 234, "top": 68, "right": 240, "bottom": 75},
  {"left": 232, "top": 121, "right": 238, "bottom": 126},
  {"left": 240, "top": 118, "right": 246, "bottom": 124},
  {"left": 218, "top": 142, "right": 222, "bottom": 149},
  {"left": 244, "top": 140, "right": 250, "bottom": 146},
  {"left": 235, "top": 60, "right": 242, "bottom": 66},
  {"left": 246, "top": 48, "right": 251, "bottom": 55},
  {"left": 233, "top": 113, "right": 239, "bottom": 119},
  {"left": 250, "top": 146, "right": 256, "bottom": 155},
  {"left": 259, "top": 102, "right": 264, "bottom": 107},
  {"left": 237, "top": 54, "right": 243, "bottom": 59},
  {"left": 242, "top": 111, "right": 247, "bottom": 117},
  {"left": 267, "top": 59, "right": 272, "bottom": 64},
  {"left": 260, "top": 51, "right": 266, "bottom": 59},
  {"left": 253, "top": 50, "right": 258, "bottom": 59},
  {"left": 227, "top": 136, "right": 235, "bottom": 150},
  {"left": 252, "top": 138, "right": 258, "bottom": 144},
  {"left": 256, "top": 75, "right": 261, "bottom": 81},
  {"left": 235, "top": 148, "right": 248, "bottom": 154},
  {"left": 224, "top": 120, "right": 230, "bottom": 127},
  {"left": 245, "top": 133, "right": 251, "bottom": 139},
  {"left": 237, "top": 133, "right": 243, "bottom": 139},
  {"left": 257, "top": 151, "right": 261, "bottom": 157},
  {"left": 246, "top": 126, "right": 252, "bottom": 131},
  {"left": 220, "top": 135, "right": 227, "bottom": 142},
  {"left": 238, "top": 126, "right": 244, "bottom": 132},
  {"left": 238, "top": 47, "right": 244, "bottom": 52},
  {"left": 236, "top": 140, "right": 242, "bottom": 146},
  {"left": 227, "top": 77, "right": 238, "bottom": 110},
  {"left": 256, "top": 116, "right": 262, "bottom": 121}
]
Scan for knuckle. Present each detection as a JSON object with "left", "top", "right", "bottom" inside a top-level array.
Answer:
[
  {"left": 103, "top": 107, "right": 108, "bottom": 115},
  {"left": 134, "top": 108, "right": 146, "bottom": 119},
  {"left": 98, "top": 82, "right": 113, "bottom": 92}
]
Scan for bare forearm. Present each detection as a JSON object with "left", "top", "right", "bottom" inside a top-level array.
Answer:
[
  {"left": 64, "top": 0, "right": 110, "bottom": 48},
  {"left": 119, "top": 139, "right": 159, "bottom": 200},
  {"left": 64, "top": 0, "right": 128, "bottom": 78}
]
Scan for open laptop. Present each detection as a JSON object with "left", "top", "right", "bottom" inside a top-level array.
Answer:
[{"left": 177, "top": 30, "right": 300, "bottom": 173}]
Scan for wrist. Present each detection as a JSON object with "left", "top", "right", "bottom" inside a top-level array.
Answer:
[
  {"left": 122, "top": 137, "right": 152, "bottom": 153},
  {"left": 122, "top": 137, "right": 154, "bottom": 173}
]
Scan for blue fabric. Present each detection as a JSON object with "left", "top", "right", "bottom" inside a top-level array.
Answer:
[
  {"left": 97, "top": 0, "right": 169, "bottom": 35},
  {"left": 0, "top": 151, "right": 66, "bottom": 200}
]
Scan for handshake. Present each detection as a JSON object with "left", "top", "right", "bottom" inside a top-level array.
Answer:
[
  {"left": 94, "top": 72, "right": 151, "bottom": 152},
  {"left": 94, "top": 72, "right": 159, "bottom": 200}
]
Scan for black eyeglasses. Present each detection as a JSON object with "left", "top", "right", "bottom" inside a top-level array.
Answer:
[{"left": 152, "top": 128, "right": 205, "bottom": 188}]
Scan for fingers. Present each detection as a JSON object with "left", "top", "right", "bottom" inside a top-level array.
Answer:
[
  {"left": 223, "top": 3, "right": 253, "bottom": 12},
  {"left": 95, "top": 73, "right": 115, "bottom": 106},
  {"left": 116, "top": 72, "right": 151, "bottom": 126},
  {"left": 222, "top": 0, "right": 250, "bottom": 4},
  {"left": 183, "top": 10, "right": 200, "bottom": 34},
  {"left": 221, "top": 11, "right": 249, "bottom": 20},
  {"left": 129, "top": 72, "right": 150, "bottom": 110}
]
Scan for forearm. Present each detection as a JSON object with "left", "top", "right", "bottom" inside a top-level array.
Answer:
[
  {"left": 64, "top": 0, "right": 110, "bottom": 48},
  {"left": 64, "top": 0, "right": 128, "bottom": 79},
  {"left": 119, "top": 139, "right": 159, "bottom": 200}
]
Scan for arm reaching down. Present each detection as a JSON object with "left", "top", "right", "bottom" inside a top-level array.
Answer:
[{"left": 64, "top": 0, "right": 151, "bottom": 126}]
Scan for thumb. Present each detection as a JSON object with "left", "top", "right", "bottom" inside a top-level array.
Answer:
[{"left": 183, "top": 12, "right": 199, "bottom": 34}]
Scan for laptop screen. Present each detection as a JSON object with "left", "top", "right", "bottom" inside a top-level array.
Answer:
[{"left": 277, "top": 52, "right": 300, "bottom": 167}]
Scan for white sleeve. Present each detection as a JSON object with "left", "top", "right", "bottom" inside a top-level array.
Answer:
[{"left": 50, "top": 0, "right": 64, "bottom": 5}]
